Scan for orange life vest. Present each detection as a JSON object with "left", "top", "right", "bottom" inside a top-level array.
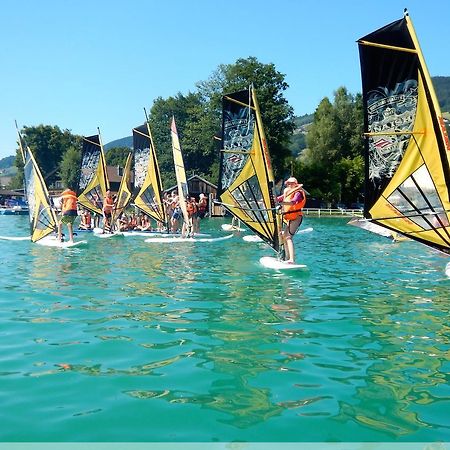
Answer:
[
  {"left": 61, "top": 189, "right": 77, "bottom": 212},
  {"left": 283, "top": 188, "right": 306, "bottom": 221},
  {"left": 186, "top": 201, "right": 197, "bottom": 217}
]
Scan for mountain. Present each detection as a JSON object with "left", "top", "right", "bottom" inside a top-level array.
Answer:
[
  {"left": 0, "top": 155, "right": 15, "bottom": 170},
  {"left": 104, "top": 136, "right": 132, "bottom": 151},
  {"left": 433, "top": 76, "right": 450, "bottom": 112}
]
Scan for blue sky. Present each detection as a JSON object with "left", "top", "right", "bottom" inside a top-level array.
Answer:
[{"left": 1, "top": 0, "right": 449, "bottom": 159}]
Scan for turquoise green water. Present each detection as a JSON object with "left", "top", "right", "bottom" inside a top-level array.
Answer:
[{"left": 0, "top": 215, "right": 449, "bottom": 443}]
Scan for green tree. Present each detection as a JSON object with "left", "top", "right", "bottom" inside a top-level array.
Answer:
[
  {"left": 59, "top": 146, "right": 81, "bottom": 189},
  {"left": 297, "top": 88, "right": 364, "bottom": 205},
  {"left": 105, "top": 147, "right": 130, "bottom": 167},
  {"left": 11, "top": 125, "right": 81, "bottom": 188},
  {"left": 149, "top": 92, "right": 218, "bottom": 188},
  {"left": 197, "top": 56, "right": 295, "bottom": 180}
]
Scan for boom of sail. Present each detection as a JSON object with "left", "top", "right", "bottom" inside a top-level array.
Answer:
[
  {"left": 170, "top": 117, "right": 190, "bottom": 230},
  {"left": 77, "top": 133, "right": 109, "bottom": 215},
  {"left": 18, "top": 132, "right": 58, "bottom": 242},
  {"left": 132, "top": 122, "right": 166, "bottom": 227},
  {"left": 358, "top": 11, "right": 450, "bottom": 255},
  {"left": 218, "top": 86, "right": 282, "bottom": 253}
]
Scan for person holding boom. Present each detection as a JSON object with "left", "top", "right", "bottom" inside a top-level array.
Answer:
[
  {"left": 277, "top": 177, "right": 306, "bottom": 264},
  {"left": 57, "top": 186, "right": 78, "bottom": 243}
]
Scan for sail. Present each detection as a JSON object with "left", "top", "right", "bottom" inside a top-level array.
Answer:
[
  {"left": 77, "top": 134, "right": 109, "bottom": 215},
  {"left": 170, "top": 117, "right": 190, "bottom": 227},
  {"left": 358, "top": 12, "right": 450, "bottom": 255},
  {"left": 218, "top": 86, "right": 282, "bottom": 253},
  {"left": 111, "top": 152, "right": 133, "bottom": 229},
  {"left": 132, "top": 122, "right": 166, "bottom": 226},
  {"left": 18, "top": 132, "right": 58, "bottom": 242}
]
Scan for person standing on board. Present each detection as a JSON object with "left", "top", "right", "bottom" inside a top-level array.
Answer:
[
  {"left": 102, "top": 190, "right": 114, "bottom": 233},
  {"left": 277, "top": 177, "right": 306, "bottom": 264},
  {"left": 57, "top": 187, "right": 78, "bottom": 243}
]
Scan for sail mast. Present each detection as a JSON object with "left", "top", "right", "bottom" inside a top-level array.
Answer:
[
  {"left": 16, "top": 128, "right": 58, "bottom": 242},
  {"left": 132, "top": 112, "right": 166, "bottom": 227},
  {"left": 97, "top": 127, "right": 110, "bottom": 191},
  {"left": 77, "top": 131, "right": 109, "bottom": 215},
  {"left": 218, "top": 85, "right": 282, "bottom": 254}
]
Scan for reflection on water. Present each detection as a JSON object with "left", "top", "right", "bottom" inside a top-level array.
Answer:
[{"left": 0, "top": 216, "right": 449, "bottom": 441}]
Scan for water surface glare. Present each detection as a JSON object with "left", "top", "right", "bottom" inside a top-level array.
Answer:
[{"left": 0, "top": 215, "right": 449, "bottom": 442}]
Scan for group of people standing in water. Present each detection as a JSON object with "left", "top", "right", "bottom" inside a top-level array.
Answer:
[
  {"left": 163, "top": 191, "right": 208, "bottom": 236},
  {"left": 56, "top": 187, "right": 210, "bottom": 241},
  {"left": 55, "top": 178, "right": 306, "bottom": 264}
]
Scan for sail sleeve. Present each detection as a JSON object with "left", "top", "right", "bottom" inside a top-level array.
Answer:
[
  {"left": 18, "top": 135, "right": 58, "bottom": 242},
  {"left": 218, "top": 87, "right": 281, "bottom": 252},
  {"left": 358, "top": 15, "right": 450, "bottom": 255},
  {"left": 111, "top": 152, "right": 133, "bottom": 227},
  {"left": 132, "top": 123, "right": 166, "bottom": 226},
  {"left": 77, "top": 134, "right": 109, "bottom": 215},
  {"left": 170, "top": 117, "right": 190, "bottom": 227}
]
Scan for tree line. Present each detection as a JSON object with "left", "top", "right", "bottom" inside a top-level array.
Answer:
[{"left": 10, "top": 56, "right": 366, "bottom": 206}]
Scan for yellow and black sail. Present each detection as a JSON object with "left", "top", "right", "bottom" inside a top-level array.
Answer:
[
  {"left": 132, "top": 122, "right": 166, "bottom": 227},
  {"left": 218, "top": 86, "right": 282, "bottom": 253},
  {"left": 18, "top": 132, "right": 58, "bottom": 242},
  {"left": 358, "top": 11, "right": 450, "bottom": 255},
  {"left": 111, "top": 151, "right": 133, "bottom": 229},
  {"left": 77, "top": 133, "right": 109, "bottom": 215}
]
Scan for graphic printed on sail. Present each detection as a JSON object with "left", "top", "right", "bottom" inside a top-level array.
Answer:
[{"left": 358, "top": 12, "right": 450, "bottom": 255}]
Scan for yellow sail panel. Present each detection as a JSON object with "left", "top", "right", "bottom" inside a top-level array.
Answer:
[
  {"left": 77, "top": 134, "right": 109, "bottom": 215},
  {"left": 133, "top": 123, "right": 166, "bottom": 225},
  {"left": 218, "top": 87, "right": 281, "bottom": 252},
  {"left": 111, "top": 152, "right": 133, "bottom": 227},
  {"left": 220, "top": 128, "right": 277, "bottom": 242},
  {"left": 358, "top": 13, "right": 450, "bottom": 254},
  {"left": 170, "top": 117, "right": 190, "bottom": 227},
  {"left": 21, "top": 138, "right": 58, "bottom": 242}
]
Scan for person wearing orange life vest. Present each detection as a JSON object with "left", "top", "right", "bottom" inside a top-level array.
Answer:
[
  {"left": 102, "top": 190, "right": 115, "bottom": 233},
  {"left": 57, "top": 187, "right": 78, "bottom": 242},
  {"left": 277, "top": 177, "right": 306, "bottom": 264}
]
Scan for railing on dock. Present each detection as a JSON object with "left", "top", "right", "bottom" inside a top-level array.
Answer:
[
  {"left": 211, "top": 203, "right": 363, "bottom": 218},
  {"left": 302, "top": 208, "right": 363, "bottom": 217}
]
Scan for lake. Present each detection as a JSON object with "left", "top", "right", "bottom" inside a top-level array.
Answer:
[{"left": 0, "top": 214, "right": 449, "bottom": 446}]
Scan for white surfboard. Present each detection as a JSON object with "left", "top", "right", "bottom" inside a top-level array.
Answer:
[
  {"left": 122, "top": 231, "right": 210, "bottom": 238},
  {"left": 145, "top": 234, "right": 233, "bottom": 244},
  {"left": 0, "top": 235, "right": 31, "bottom": 241},
  {"left": 37, "top": 237, "right": 88, "bottom": 248},
  {"left": 259, "top": 256, "right": 307, "bottom": 271},
  {"left": 243, "top": 227, "right": 313, "bottom": 243},
  {"left": 221, "top": 224, "right": 246, "bottom": 232},
  {"left": 243, "top": 235, "right": 262, "bottom": 242},
  {"left": 92, "top": 227, "right": 123, "bottom": 238}
]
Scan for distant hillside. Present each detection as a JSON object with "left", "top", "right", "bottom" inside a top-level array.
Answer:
[
  {"left": 104, "top": 136, "right": 132, "bottom": 150},
  {"left": 289, "top": 114, "right": 314, "bottom": 156},
  {"left": 433, "top": 76, "right": 450, "bottom": 112},
  {"left": 0, "top": 155, "right": 15, "bottom": 170}
]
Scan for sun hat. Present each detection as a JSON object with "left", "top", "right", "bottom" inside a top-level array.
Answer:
[{"left": 286, "top": 177, "right": 298, "bottom": 184}]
